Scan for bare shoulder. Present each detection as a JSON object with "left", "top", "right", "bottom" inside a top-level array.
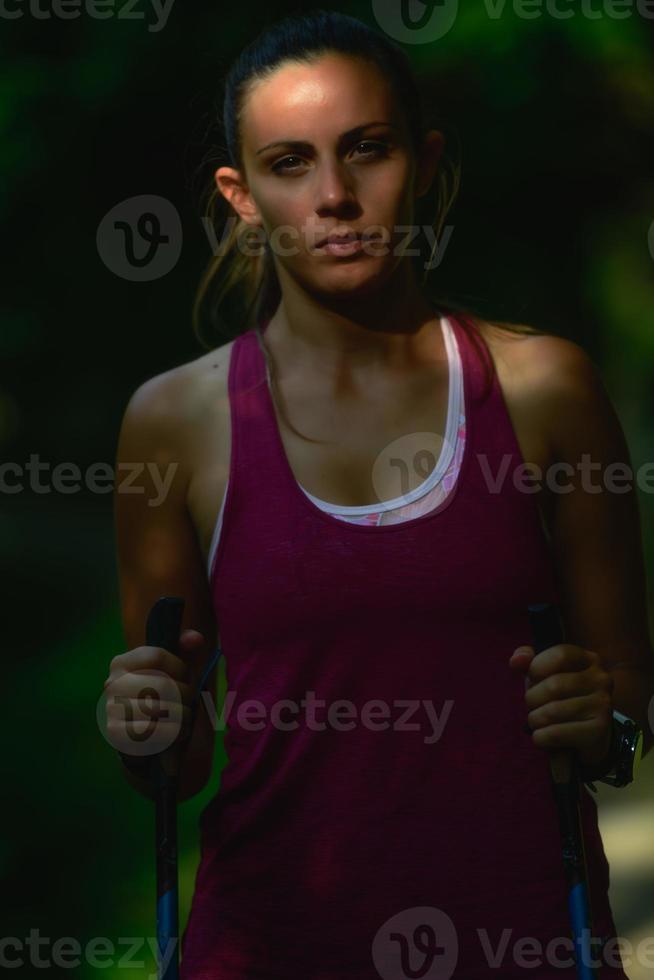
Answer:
[
  {"left": 174, "top": 338, "right": 236, "bottom": 414},
  {"left": 122, "top": 338, "right": 236, "bottom": 443},
  {"left": 473, "top": 315, "right": 601, "bottom": 399},
  {"left": 474, "top": 315, "right": 590, "bottom": 376},
  {"left": 473, "top": 315, "right": 618, "bottom": 457}
]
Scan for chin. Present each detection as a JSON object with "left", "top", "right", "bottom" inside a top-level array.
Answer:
[{"left": 310, "top": 267, "right": 395, "bottom": 303}]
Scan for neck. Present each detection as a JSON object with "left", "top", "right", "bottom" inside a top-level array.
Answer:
[{"left": 264, "top": 261, "right": 443, "bottom": 384}]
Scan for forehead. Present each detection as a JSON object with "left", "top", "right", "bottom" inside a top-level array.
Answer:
[{"left": 241, "top": 54, "right": 401, "bottom": 150}]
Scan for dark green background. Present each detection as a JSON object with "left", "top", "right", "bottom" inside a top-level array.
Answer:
[{"left": 3, "top": 2, "right": 654, "bottom": 976}]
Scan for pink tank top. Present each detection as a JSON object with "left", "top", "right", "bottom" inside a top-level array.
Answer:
[
  {"left": 206, "top": 315, "right": 465, "bottom": 559},
  {"left": 181, "top": 312, "right": 627, "bottom": 980}
]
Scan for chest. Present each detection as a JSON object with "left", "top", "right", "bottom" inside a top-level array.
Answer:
[{"left": 185, "top": 334, "right": 555, "bottom": 571}]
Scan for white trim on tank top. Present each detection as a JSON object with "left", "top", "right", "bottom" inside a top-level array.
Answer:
[
  {"left": 299, "top": 314, "right": 461, "bottom": 514},
  {"left": 206, "top": 314, "right": 463, "bottom": 578}
]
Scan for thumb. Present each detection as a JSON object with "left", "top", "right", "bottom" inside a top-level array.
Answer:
[
  {"left": 509, "top": 645, "right": 535, "bottom": 668},
  {"left": 178, "top": 628, "right": 206, "bottom": 649}
]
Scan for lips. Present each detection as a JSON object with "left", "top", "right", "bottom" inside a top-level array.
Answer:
[{"left": 317, "top": 231, "right": 376, "bottom": 248}]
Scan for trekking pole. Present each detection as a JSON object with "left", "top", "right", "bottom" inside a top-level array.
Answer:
[
  {"left": 527, "top": 602, "right": 598, "bottom": 980},
  {"left": 146, "top": 595, "right": 185, "bottom": 980}
]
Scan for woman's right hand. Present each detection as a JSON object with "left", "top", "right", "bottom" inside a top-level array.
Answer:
[{"left": 103, "top": 629, "right": 204, "bottom": 759}]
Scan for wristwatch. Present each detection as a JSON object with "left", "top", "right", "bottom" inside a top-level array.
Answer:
[{"left": 578, "top": 709, "right": 644, "bottom": 790}]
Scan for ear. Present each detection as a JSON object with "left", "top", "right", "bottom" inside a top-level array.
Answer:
[
  {"left": 214, "top": 166, "right": 262, "bottom": 226},
  {"left": 414, "top": 129, "right": 445, "bottom": 200}
]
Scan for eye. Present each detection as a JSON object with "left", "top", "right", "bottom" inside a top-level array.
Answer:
[
  {"left": 271, "top": 155, "right": 305, "bottom": 174},
  {"left": 353, "top": 140, "right": 389, "bottom": 159},
  {"left": 271, "top": 140, "right": 390, "bottom": 174}
]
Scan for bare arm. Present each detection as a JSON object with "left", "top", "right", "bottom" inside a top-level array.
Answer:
[
  {"left": 532, "top": 336, "right": 654, "bottom": 756},
  {"left": 113, "top": 369, "right": 220, "bottom": 801}
]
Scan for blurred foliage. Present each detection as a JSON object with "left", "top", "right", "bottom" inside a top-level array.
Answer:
[{"left": 2, "top": 2, "right": 654, "bottom": 976}]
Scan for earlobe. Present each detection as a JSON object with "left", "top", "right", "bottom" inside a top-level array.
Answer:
[{"left": 214, "top": 166, "right": 261, "bottom": 225}]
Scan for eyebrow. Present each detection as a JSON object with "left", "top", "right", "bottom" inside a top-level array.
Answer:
[{"left": 255, "top": 121, "right": 400, "bottom": 156}]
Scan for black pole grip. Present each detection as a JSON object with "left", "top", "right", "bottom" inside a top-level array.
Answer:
[
  {"left": 527, "top": 601, "right": 566, "bottom": 654},
  {"left": 147, "top": 596, "right": 185, "bottom": 980},
  {"left": 117, "top": 596, "right": 186, "bottom": 779},
  {"left": 146, "top": 596, "right": 185, "bottom": 658}
]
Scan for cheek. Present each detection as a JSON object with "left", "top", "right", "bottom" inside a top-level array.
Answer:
[
  {"left": 366, "top": 165, "right": 415, "bottom": 220},
  {"left": 260, "top": 198, "right": 317, "bottom": 253}
]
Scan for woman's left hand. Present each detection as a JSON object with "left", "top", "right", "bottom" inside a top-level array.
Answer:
[{"left": 509, "top": 643, "right": 614, "bottom": 767}]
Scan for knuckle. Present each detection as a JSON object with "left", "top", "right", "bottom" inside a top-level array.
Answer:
[
  {"left": 541, "top": 703, "right": 554, "bottom": 725},
  {"left": 544, "top": 677, "right": 559, "bottom": 699}
]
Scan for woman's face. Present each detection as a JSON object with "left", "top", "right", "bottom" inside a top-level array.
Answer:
[{"left": 218, "top": 54, "right": 440, "bottom": 298}]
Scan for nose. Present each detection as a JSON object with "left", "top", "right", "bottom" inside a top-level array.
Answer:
[{"left": 313, "top": 158, "right": 359, "bottom": 216}]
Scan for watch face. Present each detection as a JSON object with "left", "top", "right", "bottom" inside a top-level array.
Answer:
[{"left": 611, "top": 718, "right": 644, "bottom": 786}]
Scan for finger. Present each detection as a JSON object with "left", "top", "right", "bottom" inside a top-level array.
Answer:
[
  {"left": 526, "top": 643, "right": 592, "bottom": 684},
  {"left": 530, "top": 716, "right": 605, "bottom": 752},
  {"left": 525, "top": 669, "right": 600, "bottom": 710},
  {"left": 109, "top": 646, "right": 190, "bottom": 684},
  {"left": 509, "top": 648, "right": 536, "bottom": 687},
  {"left": 179, "top": 629, "right": 206, "bottom": 649},
  {"left": 526, "top": 693, "right": 602, "bottom": 732},
  {"left": 106, "top": 672, "right": 194, "bottom": 707},
  {"left": 509, "top": 646, "right": 534, "bottom": 667}
]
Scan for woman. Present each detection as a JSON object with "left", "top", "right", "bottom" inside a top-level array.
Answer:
[{"left": 111, "top": 9, "right": 653, "bottom": 979}]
